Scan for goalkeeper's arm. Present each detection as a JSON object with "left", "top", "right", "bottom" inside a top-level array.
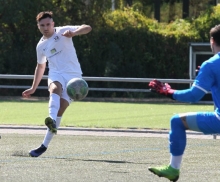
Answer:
[
  {"left": 173, "top": 86, "right": 206, "bottom": 103},
  {"left": 149, "top": 79, "right": 206, "bottom": 103}
]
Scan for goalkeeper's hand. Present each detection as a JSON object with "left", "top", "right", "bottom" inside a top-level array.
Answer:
[{"left": 148, "top": 79, "right": 176, "bottom": 99}]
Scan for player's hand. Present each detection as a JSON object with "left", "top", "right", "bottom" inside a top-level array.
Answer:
[
  {"left": 22, "top": 88, "right": 35, "bottom": 98},
  {"left": 148, "top": 79, "right": 175, "bottom": 99},
  {"left": 62, "top": 30, "right": 76, "bottom": 38}
]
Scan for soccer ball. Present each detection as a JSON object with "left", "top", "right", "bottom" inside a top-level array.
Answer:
[{"left": 66, "top": 78, "right": 89, "bottom": 101}]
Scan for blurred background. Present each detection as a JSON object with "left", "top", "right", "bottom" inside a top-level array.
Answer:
[{"left": 0, "top": 0, "right": 218, "bottom": 99}]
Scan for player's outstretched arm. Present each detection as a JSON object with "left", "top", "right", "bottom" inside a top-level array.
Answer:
[
  {"left": 148, "top": 79, "right": 176, "bottom": 99},
  {"left": 22, "top": 63, "right": 46, "bottom": 98},
  {"left": 62, "top": 25, "right": 92, "bottom": 38},
  {"left": 149, "top": 79, "right": 207, "bottom": 103}
]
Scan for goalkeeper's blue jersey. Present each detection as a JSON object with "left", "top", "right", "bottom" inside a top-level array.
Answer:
[
  {"left": 194, "top": 53, "right": 220, "bottom": 115},
  {"left": 174, "top": 52, "right": 220, "bottom": 116}
]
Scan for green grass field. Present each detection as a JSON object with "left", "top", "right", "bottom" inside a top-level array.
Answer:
[
  {"left": 0, "top": 100, "right": 214, "bottom": 129},
  {"left": 0, "top": 100, "right": 219, "bottom": 182},
  {"left": 1, "top": 133, "right": 220, "bottom": 182}
]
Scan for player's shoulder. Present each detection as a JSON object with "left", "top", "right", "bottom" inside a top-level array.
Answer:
[
  {"left": 36, "top": 37, "right": 45, "bottom": 49},
  {"left": 205, "top": 53, "right": 220, "bottom": 64},
  {"left": 201, "top": 54, "right": 220, "bottom": 72}
]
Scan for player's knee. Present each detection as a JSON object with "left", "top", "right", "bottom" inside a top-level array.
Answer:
[
  {"left": 49, "top": 82, "right": 62, "bottom": 95},
  {"left": 170, "top": 114, "right": 185, "bottom": 130}
]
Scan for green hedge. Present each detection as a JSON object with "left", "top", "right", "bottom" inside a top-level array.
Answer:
[{"left": 1, "top": 2, "right": 220, "bottom": 98}]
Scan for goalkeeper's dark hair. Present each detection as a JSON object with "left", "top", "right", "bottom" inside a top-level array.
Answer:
[
  {"left": 36, "top": 11, "right": 53, "bottom": 22},
  {"left": 210, "top": 25, "right": 220, "bottom": 46}
]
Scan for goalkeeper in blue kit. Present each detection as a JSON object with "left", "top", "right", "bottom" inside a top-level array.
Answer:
[{"left": 148, "top": 24, "right": 220, "bottom": 181}]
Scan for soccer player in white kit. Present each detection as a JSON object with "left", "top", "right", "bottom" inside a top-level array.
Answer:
[{"left": 22, "top": 11, "right": 92, "bottom": 157}]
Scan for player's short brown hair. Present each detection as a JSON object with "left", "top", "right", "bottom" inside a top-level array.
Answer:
[
  {"left": 210, "top": 25, "right": 220, "bottom": 46},
  {"left": 36, "top": 11, "right": 53, "bottom": 22}
]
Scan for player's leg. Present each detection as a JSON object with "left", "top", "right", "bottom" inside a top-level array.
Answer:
[
  {"left": 148, "top": 113, "right": 201, "bottom": 181},
  {"left": 52, "top": 89, "right": 72, "bottom": 129},
  {"left": 149, "top": 112, "right": 220, "bottom": 181},
  {"left": 58, "top": 98, "right": 70, "bottom": 116},
  {"left": 29, "top": 74, "right": 74, "bottom": 157},
  {"left": 41, "top": 94, "right": 70, "bottom": 147},
  {"left": 48, "top": 73, "right": 77, "bottom": 132},
  {"left": 149, "top": 114, "right": 185, "bottom": 181},
  {"left": 169, "top": 112, "right": 220, "bottom": 171},
  {"left": 45, "top": 81, "right": 63, "bottom": 134},
  {"left": 29, "top": 75, "right": 65, "bottom": 157},
  {"left": 41, "top": 98, "right": 69, "bottom": 149},
  {"left": 29, "top": 98, "right": 70, "bottom": 157}
]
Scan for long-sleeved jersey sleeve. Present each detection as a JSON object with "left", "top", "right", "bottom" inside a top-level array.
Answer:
[{"left": 173, "top": 60, "right": 213, "bottom": 103}]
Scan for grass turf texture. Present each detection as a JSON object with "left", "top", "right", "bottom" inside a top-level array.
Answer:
[
  {"left": 1, "top": 133, "right": 220, "bottom": 182},
  {"left": 0, "top": 100, "right": 214, "bottom": 129}
]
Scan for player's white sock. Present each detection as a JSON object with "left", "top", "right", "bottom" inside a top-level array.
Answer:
[
  {"left": 49, "top": 93, "right": 60, "bottom": 120},
  {"left": 55, "top": 116, "right": 62, "bottom": 128},
  {"left": 170, "top": 155, "right": 183, "bottom": 169},
  {"left": 42, "top": 117, "right": 62, "bottom": 148}
]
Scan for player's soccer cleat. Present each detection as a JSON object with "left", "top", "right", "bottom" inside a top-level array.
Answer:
[
  {"left": 148, "top": 165, "right": 180, "bottom": 182},
  {"left": 29, "top": 144, "right": 47, "bottom": 157},
  {"left": 45, "top": 117, "right": 57, "bottom": 134}
]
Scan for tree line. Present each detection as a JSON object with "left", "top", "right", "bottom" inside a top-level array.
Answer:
[{"left": 0, "top": 0, "right": 219, "bottom": 98}]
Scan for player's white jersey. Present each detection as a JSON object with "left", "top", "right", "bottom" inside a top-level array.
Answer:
[{"left": 36, "top": 26, "right": 82, "bottom": 75}]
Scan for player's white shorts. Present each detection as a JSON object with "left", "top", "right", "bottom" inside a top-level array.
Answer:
[{"left": 48, "top": 72, "right": 82, "bottom": 104}]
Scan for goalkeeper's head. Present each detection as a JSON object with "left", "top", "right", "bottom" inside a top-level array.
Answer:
[{"left": 210, "top": 25, "right": 220, "bottom": 53}]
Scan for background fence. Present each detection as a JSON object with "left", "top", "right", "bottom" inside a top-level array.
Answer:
[
  {"left": 0, "top": 74, "right": 217, "bottom": 138},
  {"left": 0, "top": 74, "right": 194, "bottom": 92}
]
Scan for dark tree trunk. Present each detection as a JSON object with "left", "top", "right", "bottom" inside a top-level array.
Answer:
[
  {"left": 154, "top": 0, "right": 161, "bottom": 22},
  {"left": 182, "top": 0, "right": 189, "bottom": 19}
]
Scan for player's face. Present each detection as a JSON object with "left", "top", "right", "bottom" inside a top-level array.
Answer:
[{"left": 37, "top": 17, "right": 54, "bottom": 38}]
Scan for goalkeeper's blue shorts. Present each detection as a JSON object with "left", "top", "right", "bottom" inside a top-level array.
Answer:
[{"left": 186, "top": 112, "right": 220, "bottom": 134}]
